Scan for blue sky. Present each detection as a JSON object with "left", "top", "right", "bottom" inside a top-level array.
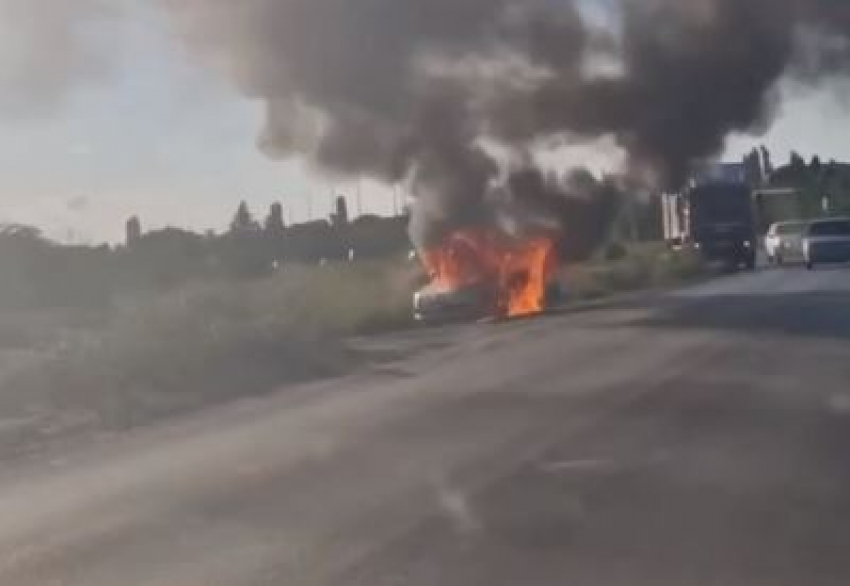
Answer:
[{"left": 1, "top": 1, "right": 849, "bottom": 243}]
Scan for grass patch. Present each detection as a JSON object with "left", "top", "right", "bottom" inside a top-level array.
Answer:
[
  {"left": 0, "top": 259, "right": 423, "bottom": 450},
  {"left": 0, "top": 244, "right": 709, "bottom": 458},
  {"left": 566, "top": 243, "right": 708, "bottom": 301}
]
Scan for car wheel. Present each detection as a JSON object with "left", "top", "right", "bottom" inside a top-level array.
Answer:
[{"left": 806, "top": 261, "right": 814, "bottom": 271}]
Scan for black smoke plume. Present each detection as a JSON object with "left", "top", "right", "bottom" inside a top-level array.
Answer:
[{"left": 162, "top": 1, "right": 850, "bottom": 245}]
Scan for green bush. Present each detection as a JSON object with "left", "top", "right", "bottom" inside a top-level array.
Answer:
[{"left": 567, "top": 243, "right": 707, "bottom": 300}]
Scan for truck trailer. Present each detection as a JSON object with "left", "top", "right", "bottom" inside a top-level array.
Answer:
[{"left": 662, "top": 177, "right": 757, "bottom": 271}]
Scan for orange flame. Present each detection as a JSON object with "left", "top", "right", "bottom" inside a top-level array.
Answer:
[{"left": 422, "top": 229, "right": 558, "bottom": 319}]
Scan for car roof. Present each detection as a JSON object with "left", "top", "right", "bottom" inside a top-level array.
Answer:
[
  {"left": 769, "top": 221, "right": 809, "bottom": 234},
  {"left": 809, "top": 217, "right": 850, "bottom": 225},
  {"left": 771, "top": 220, "right": 809, "bottom": 228}
]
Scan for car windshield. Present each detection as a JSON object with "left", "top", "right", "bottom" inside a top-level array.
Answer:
[
  {"left": 6, "top": 2, "right": 850, "bottom": 586},
  {"left": 809, "top": 220, "right": 850, "bottom": 237}
]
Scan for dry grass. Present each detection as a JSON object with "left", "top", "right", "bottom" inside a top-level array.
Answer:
[
  {"left": 0, "top": 246, "right": 708, "bottom": 458},
  {"left": 0, "top": 259, "right": 423, "bottom": 455},
  {"left": 565, "top": 244, "right": 708, "bottom": 301}
]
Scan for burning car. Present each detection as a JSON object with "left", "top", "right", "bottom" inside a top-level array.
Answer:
[
  {"left": 413, "top": 230, "right": 560, "bottom": 323},
  {"left": 413, "top": 282, "right": 498, "bottom": 323}
]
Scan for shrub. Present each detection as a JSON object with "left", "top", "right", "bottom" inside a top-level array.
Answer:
[{"left": 565, "top": 244, "right": 707, "bottom": 300}]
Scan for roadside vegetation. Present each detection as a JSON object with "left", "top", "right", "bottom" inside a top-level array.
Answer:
[
  {"left": 565, "top": 243, "right": 708, "bottom": 301},
  {"left": 0, "top": 234, "right": 714, "bottom": 460},
  {"left": 0, "top": 258, "right": 423, "bottom": 458}
]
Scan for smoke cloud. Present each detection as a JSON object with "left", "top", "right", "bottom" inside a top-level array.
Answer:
[
  {"left": 162, "top": 0, "right": 850, "bottom": 247},
  {"left": 8, "top": 0, "right": 850, "bottom": 245}
]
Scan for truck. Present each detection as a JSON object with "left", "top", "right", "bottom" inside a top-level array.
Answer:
[{"left": 662, "top": 165, "right": 757, "bottom": 270}]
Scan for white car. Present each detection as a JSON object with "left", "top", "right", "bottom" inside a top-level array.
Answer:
[
  {"left": 765, "top": 221, "right": 809, "bottom": 265},
  {"left": 803, "top": 218, "right": 850, "bottom": 270}
]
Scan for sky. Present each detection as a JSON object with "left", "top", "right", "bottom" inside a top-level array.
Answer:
[{"left": 1, "top": 1, "right": 849, "bottom": 243}]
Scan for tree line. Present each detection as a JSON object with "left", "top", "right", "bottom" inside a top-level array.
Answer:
[
  {"left": 746, "top": 148, "right": 850, "bottom": 229},
  {"left": 7, "top": 149, "right": 843, "bottom": 312},
  {"left": 0, "top": 197, "right": 410, "bottom": 311}
]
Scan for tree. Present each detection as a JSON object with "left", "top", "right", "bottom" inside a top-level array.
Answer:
[
  {"left": 264, "top": 202, "right": 286, "bottom": 234},
  {"left": 331, "top": 196, "right": 349, "bottom": 228},
  {"left": 126, "top": 216, "right": 142, "bottom": 247},
  {"left": 760, "top": 146, "right": 774, "bottom": 177},
  {"left": 810, "top": 155, "right": 822, "bottom": 173},
  {"left": 0, "top": 224, "right": 42, "bottom": 241},
  {"left": 119, "top": 227, "right": 208, "bottom": 290},
  {"left": 790, "top": 151, "right": 806, "bottom": 170},
  {"left": 230, "top": 201, "right": 260, "bottom": 234},
  {"left": 743, "top": 148, "right": 764, "bottom": 187}
]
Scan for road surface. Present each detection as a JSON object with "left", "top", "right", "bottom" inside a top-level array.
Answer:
[{"left": 2, "top": 266, "right": 850, "bottom": 585}]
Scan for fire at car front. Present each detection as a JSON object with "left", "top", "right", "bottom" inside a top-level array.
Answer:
[{"left": 413, "top": 229, "right": 560, "bottom": 323}]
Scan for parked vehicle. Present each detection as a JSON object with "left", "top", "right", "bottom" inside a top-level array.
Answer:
[
  {"left": 662, "top": 180, "right": 757, "bottom": 270},
  {"left": 803, "top": 218, "right": 850, "bottom": 270},
  {"left": 765, "top": 221, "right": 809, "bottom": 265}
]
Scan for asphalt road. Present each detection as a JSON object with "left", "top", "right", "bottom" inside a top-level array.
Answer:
[{"left": 2, "top": 265, "right": 850, "bottom": 585}]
